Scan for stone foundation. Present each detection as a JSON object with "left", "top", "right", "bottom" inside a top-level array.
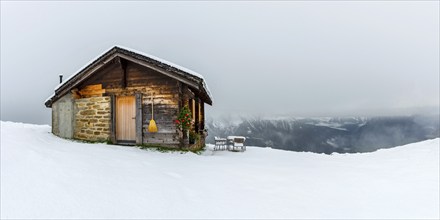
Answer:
[{"left": 74, "top": 97, "right": 111, "bottom": 142}]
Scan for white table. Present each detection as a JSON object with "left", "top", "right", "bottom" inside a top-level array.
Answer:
[{"left": 227, "top": 136, "right": 246, "bottom": 152}]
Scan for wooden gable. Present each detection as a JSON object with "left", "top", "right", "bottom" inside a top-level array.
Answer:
[{"left": 45, "top": 46, "right": 212, "bottom": 108}]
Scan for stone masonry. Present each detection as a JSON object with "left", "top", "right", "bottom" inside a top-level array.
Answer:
[{"left": 74, "top": 96, "right": 111, "bottom": 142}]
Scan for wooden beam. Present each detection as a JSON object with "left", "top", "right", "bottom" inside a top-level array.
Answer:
[
  {"left": 135, "top": 93, "right": 143, "bottom": 145},
  {"left": 181, "top": 84, "right": 189, "bottom": 107},
  {"left": 82, "top": 84, "right": 102, "bottom": 90},
  {"left": 78, "top": 84, "right": 105, "bottom": 97},
  {"left": 117, "top": 57, "right": 127, "bottom": 88},
  {"left": 70, "top": 89, "right": 81, "bottom": 99},
  {"left": 110, "top": 94, "right": 116, "bottom": 144},
  {"left": 117, "top": 54, "right": 200, "bottom": 89},
  {"left": 178, "top": 82, "right": 183, "bottom": 111},
  {"left": 78, "top": 89, "right": 105, "bottom": 96},
  {"left": 195, "top": 98, "right": 199, "bottom": 132},
  {"left": 201, "top": 102, "right": 205, "bottom": 131}
]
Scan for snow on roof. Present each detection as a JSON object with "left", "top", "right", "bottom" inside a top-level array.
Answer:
[
  {"left": 115, "top": 45, "right": 213, "bottom": 102},
  {"left": 44, "top": 93, "right": 55, "bottom": 104},
  {"left": 51, "top": 45, "right": 213, "bottom": 102},
  {"left": 115, "top": 45, "right": 205, "bottom": 79}
]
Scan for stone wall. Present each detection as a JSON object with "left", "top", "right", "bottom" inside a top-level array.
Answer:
[{"left": 74, "top": 96, "right": 111, "bottom": 142}]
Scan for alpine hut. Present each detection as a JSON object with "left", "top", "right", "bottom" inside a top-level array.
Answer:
[{"left": 45, "top": 46, "right": 213, "bottom": 148}]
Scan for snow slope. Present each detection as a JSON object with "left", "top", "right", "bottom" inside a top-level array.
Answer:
[{"left": 1, "top": 121, "right": 439, "bottom": 219}]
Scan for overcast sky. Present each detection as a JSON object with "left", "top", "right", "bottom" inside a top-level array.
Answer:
[{"left": 1, "top": 1, "right": 439, "bottom": 125}]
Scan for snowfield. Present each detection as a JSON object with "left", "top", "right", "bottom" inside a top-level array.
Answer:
[{"left": 1, "top": 121, "right": 439, "bottom": 219}]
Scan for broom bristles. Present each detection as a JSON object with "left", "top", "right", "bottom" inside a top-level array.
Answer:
[{"left": 148, "top": 119, "right": 158, "bottom": 133}]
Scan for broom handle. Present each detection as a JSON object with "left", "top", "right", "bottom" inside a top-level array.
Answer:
[{"left": 151, "top": 96, "right": 154, "bottom": 119}]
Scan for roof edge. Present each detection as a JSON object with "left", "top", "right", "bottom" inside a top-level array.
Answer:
[{"left": 46, "top": 45, "right": 213, "bottom": 107}]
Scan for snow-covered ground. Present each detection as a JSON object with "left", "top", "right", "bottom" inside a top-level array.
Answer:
[{"left": 1, "top": 121, "right": 439, "bottom": 219}]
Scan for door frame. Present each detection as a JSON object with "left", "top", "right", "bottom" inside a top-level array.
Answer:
[
  {"left": 115, "top": 95, "right": 136, "bottom": 144},
  {"left": 110, "top": 93, "right": 143, "bottom": 145}
]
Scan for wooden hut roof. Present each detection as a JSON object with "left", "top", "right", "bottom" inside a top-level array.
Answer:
[{"left": 45, "top": 46, "right": 213, "bottom": 107}]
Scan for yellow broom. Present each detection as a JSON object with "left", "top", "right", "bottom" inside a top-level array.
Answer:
[{"left": 148, "top": 95, "right": 158, "bottom": 133}]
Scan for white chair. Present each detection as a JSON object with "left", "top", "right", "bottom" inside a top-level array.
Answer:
[{"left": 214, "top": 136, "right": 227, "bottom": 151}]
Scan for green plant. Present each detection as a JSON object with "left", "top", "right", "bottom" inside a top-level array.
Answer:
[
  {"left": 175, "top": 105, "right": 193, "bottom": 132},
  {"left": 138, "top": 143, "right": 179, "bottom": 152},
  {"left": 137, "top": 143, "right": 192, "bottom": 154},
  {"left": 136, "top": 143, "right": 206, "bottom": 154},
  {"left": 106, "top": 139, "right": 114, "bottom": 145},
  {"left": 193, "top": 145, "right": 205, "bottom": 154},
  {"left": 189, "top": 130, "right": 201, "bottom": 144}
]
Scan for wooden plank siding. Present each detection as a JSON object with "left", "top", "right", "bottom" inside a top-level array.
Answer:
[
  {"left": 200, "top": 101, "right": 205, "bottom": 131},
  {"left": 195, "top": 98, "right": 200, "bottom": 132},
  {"left": 77, "top": 59, "right": 183, "bottom": 146},
  {"left": 110, "top": 94, "right": 117, "bottom": 143},
  {"left": 135, "top": 93, "right": 143, "bottom": 145},
  {"left": 73, "top": 58, "right": 207, "bottom": 147},
  {"left": 79, "top": 60, "right": 123, "bottom": 90}
]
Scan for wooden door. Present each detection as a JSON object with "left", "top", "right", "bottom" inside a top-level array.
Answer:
[{"left": 116, "top": 96, "right": 136, "bottom": 142}]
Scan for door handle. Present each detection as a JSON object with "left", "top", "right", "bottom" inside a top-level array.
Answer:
[{"left": 132, "top": 117, "right": 135, "bottom": 119}]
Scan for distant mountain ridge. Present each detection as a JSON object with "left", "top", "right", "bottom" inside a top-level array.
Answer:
[{"left": 206, "top": 115, "right": 440, "bottom": 154}]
